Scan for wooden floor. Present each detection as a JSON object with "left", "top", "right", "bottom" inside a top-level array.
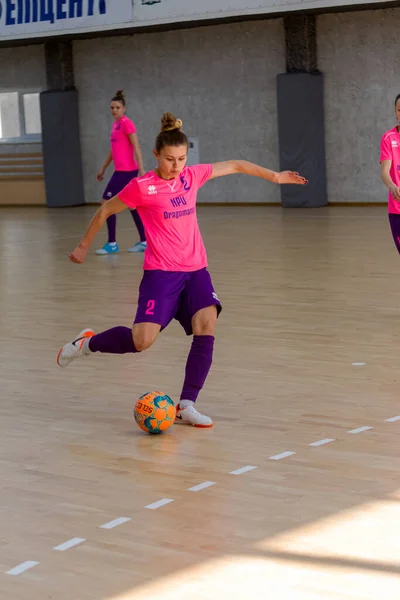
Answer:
[{"left": 1, "top": 204, "right": 400, "bottom": 599}]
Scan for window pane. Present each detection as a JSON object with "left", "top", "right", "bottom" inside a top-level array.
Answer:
[
  {"left": 0, "top": 92, "right": 20, "bottom": 139},
  {"left": 23, "top": 93, "right": 41, "bottom": 135}
]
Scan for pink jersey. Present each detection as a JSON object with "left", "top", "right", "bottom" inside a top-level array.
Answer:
[
  {"left": 118, "top": 164, "right": 213, "bottom": 271},
  {"left": 110, "top": 116, "right": 138, "bottom": 172},
  {"left": 380, "top": 127, "right": 400, "bottom": 214}
]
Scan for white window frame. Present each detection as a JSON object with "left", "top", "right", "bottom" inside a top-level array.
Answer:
[{"left": 0, "top": 88, "right": 42, "bottom": 144}]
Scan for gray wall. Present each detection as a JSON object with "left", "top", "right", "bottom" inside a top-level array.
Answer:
[
  {"left": 0, "top": 44, "right": 45, "bottom": 89},
  {"left": 318, "top": 9, "right": 399, "bottom": 204},
  {"left": 74, "top": 20, "right": 285, "bottom": 204},
  {"left": 1, "top": 11, "right": 399, "bottom": 204},
  {"left": 0, "top": 44, "right": 45, "bottom": 157}
]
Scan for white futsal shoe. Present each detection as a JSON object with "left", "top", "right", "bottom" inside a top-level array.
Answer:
[
  {"left": 57, "top": 328, "right": 94, "bottom": 368},
  {"left": 175, "top": 400, "right": 213, "bottom": 428}
]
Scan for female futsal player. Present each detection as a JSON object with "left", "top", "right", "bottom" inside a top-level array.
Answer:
[
  {"left": 96, "top": 90, "right": 147, "bottom": 254},
  {"left": 57, "top": 113, "right": 307, "bottom": 427},
  {"left": 380, "top": 94, "right": 400, "bottom": 252}
]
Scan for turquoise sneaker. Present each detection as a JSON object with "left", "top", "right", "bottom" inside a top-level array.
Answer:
[
  {"left": 95, "top": 242, "right": 119, "bottom": 255},
  {"left": 128, "top": 241, "right": 147, "bottom": 253},
  {"left": 128, "top": 242, "right": 147, "bottom": 252}
]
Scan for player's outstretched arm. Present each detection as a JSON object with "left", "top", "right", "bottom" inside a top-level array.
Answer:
[
  {"left": 69, "top": 196, "right": 128, "bottom": 264},
  {"left": 210, "top": 160, "right": 307, "bottom": 185}
]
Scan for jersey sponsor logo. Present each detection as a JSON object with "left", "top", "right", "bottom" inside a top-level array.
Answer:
[
  {"left": 170, "top": 195, "right": 187, "bottom": 208},
  {"left": 148, "top": 185, "right": 157, "bottom": 195},
  {"left": 164, "top": 207, "right": 195, "bottom": 220},
  {"left": 392, "top": 140, "right": 399, "bottom": 148}
]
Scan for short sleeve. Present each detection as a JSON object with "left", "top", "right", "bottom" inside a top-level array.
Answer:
[
  {"left": 118, "top": 178, "right": 142, "bottom": 209},
  {"left": 189, "top": 164, "right": 213, "bottom": 189},
  {"left": 123, "top": 117, "right": 136, "bottom": 136},
  {"left": 380, "top": 134, "right": 392, "bottom": 163}
]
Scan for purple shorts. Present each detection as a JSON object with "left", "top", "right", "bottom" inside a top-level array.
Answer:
[
  {"left": 389, "top": 213, "right": 400, "bottom": 254},
  {"left": 134, "top": 268, "right": 222, "bottom": 335},
  {"left": 102, "top": 170, "right": 138, "bottom": 200}
]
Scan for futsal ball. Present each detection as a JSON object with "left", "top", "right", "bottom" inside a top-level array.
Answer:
[{"left": 134, "top": 391, "right": 176, "bottom": 434}]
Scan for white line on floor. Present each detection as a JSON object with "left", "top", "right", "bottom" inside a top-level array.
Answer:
[
  {"left": 348, "top": 426, "right": 373, "bottom": 434},
  {"left": 145, "top": 498, "right": 174, "bottom": 510},
  {"left": 309, "top": 438, "right": 336, "bottom": 447},
  {"left": 352, "top": 362, "right": 366, "bottom": 366},
  {"left": 269, "top": 451, "right": 296, "bottom": 460},
  {"left": 100, "top": 517, "right": 132, "bottom": 530},
  {"left": 229, "top": 466, "right": 257, "bottom": 475},
  {"left": 6, "top": 561, "right": 40, "bottom": 576},
  {"left": 53, "top": 537, "right": 86, "bottom": 551},
  {"left": 7, "top": 406, "right": 395, "bottom": 579},
  {"left": 187, "top": 481, "right": 216, "bottom": 492}
]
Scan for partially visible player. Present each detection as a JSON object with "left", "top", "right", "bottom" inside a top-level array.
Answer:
[
  {"left": 380, "top": 93, "right": 400, "bottom": 253},
  {"left": 57, "top": 112, "right": 307, "bottom": 428},
  {"left": 96, "top": 90, "right": 147, "bottom": 254}
]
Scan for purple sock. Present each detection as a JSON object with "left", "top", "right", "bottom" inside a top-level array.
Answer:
[
  {"left": 88, "top": 326, "right": 138, "bottom": 354},
  {"left": 131, "top": 209, "right": 146, "bottom": 242},
  {"left": 180, "top": 335, "right": 214, "bottom": 402},
  {"left": 106, "top": 214, "right": 117, "bottom": 243}
]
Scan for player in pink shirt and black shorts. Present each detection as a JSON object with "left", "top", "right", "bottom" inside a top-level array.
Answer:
[
  {"left": 380, "top": 94, "right": 400, "bottom": 251},
  {"left": 96, "top": 90, "right": 147, "bottom": 255},
  {"left": 57, "top": 113, "right": 307, "bottom": 427}
]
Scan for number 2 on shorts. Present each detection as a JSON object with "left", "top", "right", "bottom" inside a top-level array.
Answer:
[{"left": 146, "top": 299, "right": 155, "bottom": 315}]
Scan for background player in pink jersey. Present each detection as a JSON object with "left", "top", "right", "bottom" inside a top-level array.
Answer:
[
  {"left": 57, "top": 113, "right": 307, "bottom": 427},
  {"left": 380, "top": 94, "right": 400, "bottom": 253},
  {"left": 96, "top": 90, "right": 147, "bottom": 255}
]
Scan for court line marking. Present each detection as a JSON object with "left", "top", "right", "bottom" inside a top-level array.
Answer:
[
  {"left": 6, "top": 561, "right": 40, "bottom": 576},
  {"left": 145, "top": 498, "right": 174, "bottom": 510},
  {"left": 187, "top": 481, "right": 216, "bottom": 492},
  {"left": 230, "top": 466, "right": 257, "bottom": 475},
  {"left": 309, "top": 438, "right": 336, "bottom": 447},
  {"left": 269, "top": 451, "right": 296, "bottom": 460},
  {"left": 100, "top": 517, "right": 131, "bottom": 530},
  {"left": 7, "top": 414, "right": 400, "bottom": 578},
  {"left": 53, "top": 537, "right": 86, "bottom": 551},
  {"left": 348, "top": 426, "right": 373, "bottom": 434},
  {"left": 352, "top": 362, "right": 366, "bottom": 366}
]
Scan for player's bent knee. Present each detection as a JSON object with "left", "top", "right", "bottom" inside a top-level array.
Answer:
[
  {"left": 194, "top": 318, "right": 217, "bottom": 336},
  {"left": 132, "top": 334, "right": 154, "bottom": 352},
  {"left": 192, "top": 306, "right": 218, "bottom": 336},
  {"left": 132, "top": 324, "right": 160, "bottom": 352},
  {"left": 196, "top": 322, "right": 216, "bottom": 336},
  {"left": 132, "top": 333, "right": 156, "bottom": 352}
]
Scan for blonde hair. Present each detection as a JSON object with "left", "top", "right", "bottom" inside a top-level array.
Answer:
[
  {"left": 161, "top": 112, "right": 183, "bottom": 132},
  {"left": 156, "top": 112, "right": 187, "bottom": 152}
]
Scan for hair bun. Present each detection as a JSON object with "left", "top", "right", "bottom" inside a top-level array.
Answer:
[
  {"left": 115, "top": 89, "right": 125, "bottom": 99},
  {"left": 161, "top": 112, "right": 183, "bottom": 132}
]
